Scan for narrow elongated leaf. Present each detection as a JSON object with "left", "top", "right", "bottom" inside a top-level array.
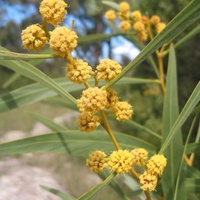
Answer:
[
  {"left": 185, "top": 178, "right": 200, "bottom": 193},
  {"left": 161, "top": 44, "right": 185, "bottom": 200},
  {"left": 26, "top": 111, "right": 66, "bottom": 132},
  {"left": 77, "top": 173, "right": 116, "bottom": 200},
  {"left": 159, "top": 81, "right": 200, "bottom": 154},
  {"left": 0, "top": 60, "right": 76, "bottom": 105},
  {"left": 0, "top": 131, "right": 156, "bottom": 157},
  {"left": 40, "top": 185, "right": 76, "bottom": 200},
  {"left": 104, "top": 0, "right": 200, "bottom": 89},
  {"left": 0, "top": 77, "right": 157, "bottom": 113},
  {"left": 186, "top": 143, "right": 200, "bottom": 154}
]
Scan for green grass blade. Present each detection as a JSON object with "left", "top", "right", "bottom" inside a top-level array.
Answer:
[
  {"left": 0, "top": 60, "right": 76, "bottom": 105},
  {"left": 0, "top": 130, "right": 156, "bottom": 157},
  {"left": 40, "top": 185, "right": 76, "bottom": 200},
  {"left": 159, "top": 81, "right": 200, "bottom": 154},
  {"left": 26, "top": 111, "right": 66, "bottom": 132},
  {"left": 185, "top": 178, "right": 200, "bottom": 193},
  {"left": 186, "top": 143, "right": 200, "bottom": 154},
  {"left": 2, "top": 73, "right": 21, "bottom": 89},
  {"left": 77, "top": 173, "right": 116, "bottom": 200},
  {"left": 161, "top": 44, "right": 185, "bottom": 200},
  {"left": 103, "top": 0, "right": 200, "bottom": 89}
]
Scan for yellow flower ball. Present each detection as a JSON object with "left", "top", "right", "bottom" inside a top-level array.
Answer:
[
  {"left": 86, "top": 151, "right": 107, "bottom": 173},
  {"left": 77, "top": 112, "right": 101, "bottom": 133},
  {"left": 96, "top": 59, "right": 122, "bottom": 82},
  {"left": 156, "top": 22, "right": 166, "bottom": 33},
  {"left": 120, "top": 20, "right": 131, "bottom": 32},
  {"left": 106, "top": 89, "right": 119, "bottom": 109},
  {"left": 66, "top": 59, "right": 92, "bottom": 84},
  {"left": 39, "top": 0, "right": 67, "bottom": 25},
  {"left": 146, "top": 154, "right": 167, "bottom": 175},
  {"left": 119, "top": 2, "right": 130, "bottom": 13},
  {"left": 105, "top": 9, "right": 116, "bottom": 21},
  {"left": 49, "top": 26, "right": 78, "bottom": 58},
  {"left": 131, "top": 148, "right": 148, "bottom": 166},
  {"left": 21, "top": 24, "right": 47, "bottom": 51},
  {"left": 108, "top": 150, "right": 133, "bottom": 174},
  {"left": 150, "top": 15, "right": 161, "bottom": 25},
  {"left": 139, "top": 171, "right": 158, "bottom": 191},
  {"left": 131, "top": 10, "right": 142, "bottom": 21},
  {"left": 137, "top": 31, "right": 148, "bottom": 42},
  {"left": 133, "top": 21, "right": 145, "bottom": 32},
  {"left": 113, "top": 101, "right": 133, "bottom": 121},
  {"left": 77, "top": 87, "right": 108, "bottom": 113}
]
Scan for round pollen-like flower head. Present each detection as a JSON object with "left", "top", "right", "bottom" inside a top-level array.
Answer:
[
  {"left": 77, "top": 87, "right": 108, "bottom": 113},
  {"left": 133, "top": 21, "right": 145, "bottom": 32},
  {"left": 146, "top": 154, "right": 167, "bottom": 175},
  {"left": 139, "top": 171, "right": 158, "bottom": 191},
  {"left": 21, "top": 24, "right": 47, "bottom": 51},
  {"left": 131, "top": 148, "right": 148, "bottom": 166},
  {"left": 96, "top": 59, "right": 122, "bottom": 82},
  {"left": 113, "top": 101, "right": 133, "bottom": 121},
  {"left": 119, "top": 2, "right": 130, "bottom": 13},
  {"left": 108, "top": 150, "right": 133, "bottom": 174},
  {"left": 120, "top": 20, "right": 131, "bottom": 32},
  {"left": 150, "top": 15, "right": 161, "bottom": 25},
  {"left": 131, "top": 10, "right": 142, "bottom": 21},
  {"left": 39, "top": 0, "right": 67, "bottom": 25},
  {"left": 77, "top": 112, "right": 101, "bottom": 133},
  {"left": 49, "top": 26, "right": 78, "bottom": 58},
  {"left": 137, "top": 31, "right": 148, "bottom": 42},
  {"left": 156, "top": 22, "right": 166, "bottom": 33},
  {"left": 105, "top": 10, "right": 116, "bottom": 21},
  {"left": 66, "top": 59, "right": 92, "bottom": 84},
  {"left": 106, "top": 89, "right": 119, "bottom": 109},
  {"left": 86, "top": 151, "right": 107, "bottom": 173}
]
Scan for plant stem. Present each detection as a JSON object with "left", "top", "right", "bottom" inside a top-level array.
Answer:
[{"left": 100, "top": 110, "right": 120, "bottom": 150}]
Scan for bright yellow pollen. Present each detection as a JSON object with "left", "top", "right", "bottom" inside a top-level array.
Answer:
[
  {"left": 140, "top": 171, "right": 158, "bottom": 191},
  {"left": 39, "top": 0, "right": 67, "bottom": 25},
  {"left": 156, "top": 22, "right": 166, "bottom": 33},
  {"left": 106, "top": 89, "right": 119, "bottom": 109},
  {"left": 49, "top": 26, "right": 78, "bottom": 58},
  {"left": 133, "top": 21, "right": 145, "bottom": 32},
  {"left": 108, "top": 150, "right": 133, "bottom": 174},
  {"left": 131, "top": 148, "right": 148, "bottom": 166},
  {"left": 21, "top": 24, "right": 47, "bottom": 51},
  {"left": 150, "top": 15, "right": 161, "bottom": 25},
  {"left": 105, "top": 10, "right": 116, "bottom": 21},
  {"left": 86, "top": 151, "right": 107, "bottom": 173},
  {"left": 119, "top": 2, "right": 130, "bottom": 13},
  {"left": 120, "top": 20, "right": 131, "bottom": 32},
  {"left": 132, "top": 10, "right": 142, "bottom": 21}
]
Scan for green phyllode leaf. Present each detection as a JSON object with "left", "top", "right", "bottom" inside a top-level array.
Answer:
[{"left": 161, "top": 44, "right": 185, "bottom": 200}]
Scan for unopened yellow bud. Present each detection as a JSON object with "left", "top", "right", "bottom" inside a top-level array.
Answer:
[
  {"left": 108, "top": 150, "right": 133, "bottom": 174},
  {"left": 86, "top": 151, "right": 107, "bottom": 173},
  {"left": 137, "top": 31, "right": 148, "bottom": 42},
  {"left": 105, "top": 10, "right": 116, "bottom": 21},
  {"left": 39, "top": 0, "right": 67, "bottom": 25},
  {"left": 106, "top": 89, "right": 119, "bottom": 109},
  {"left": 49, "top": 26, "right": 78, "bottom": 58},
  {"left": 21, "top": 24, "right": 47, "bottom": 51}
]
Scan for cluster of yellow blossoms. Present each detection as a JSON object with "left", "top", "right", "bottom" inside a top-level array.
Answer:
[
  {"left": 21, "top": 0, "right": 167, "bottom": 194},
  {"left": 105, "top": 1, "right": 166, "bottom": 42},
  {"left": 86, "top": 149, "right": 167, "bottom": 191}
]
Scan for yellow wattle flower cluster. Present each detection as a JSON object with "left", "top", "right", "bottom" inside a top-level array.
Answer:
[
  {"left": 39, "top": 0, "right": 67, "bottom": 25},
  {"left": 21, "top": 24, "right": 47, "bottom": 51},
  {"left": 86, "top": 151, "right": 107, "bottom": 173},
  {"left": 104, "top": 1, "right": 167, "bottom": 42},
  {"left": 131, "top": 148, "right": 148, "bottom": 166},
  {"left": 139, "top": 154, "right": 167, "bottom": 191},
  {"left": 21, "top": 0, "right": 78, "bottom": 57}
]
